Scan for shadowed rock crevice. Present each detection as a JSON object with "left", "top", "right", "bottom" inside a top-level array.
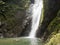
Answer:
[{"left": 20, "top": 18, "right": 32, "bottom": 37}]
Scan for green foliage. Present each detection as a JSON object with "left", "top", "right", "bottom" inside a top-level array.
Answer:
[
  {"left": 0, "top": 1, "right": 5, "bottom": 4},
  {"left": 0, "top": 0, "right": 30, "bottom": 37},
  {"left": 45, "top": 10, "right": 60, "bottom": 45},
  {"left": 0, "top": 0, "right": 17, "bottom": 29},
  {"left": 45, "top": 33, "right": 60, "bottom": 45},
  {"left": 47, "top": 10, "right": 60, "bottom": 35}
]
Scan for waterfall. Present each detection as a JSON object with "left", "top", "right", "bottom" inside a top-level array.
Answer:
[{"left": 28, "top": 0, "right": 43, "bottom": 38}]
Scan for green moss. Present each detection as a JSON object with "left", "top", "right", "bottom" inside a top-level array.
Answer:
[
  {"left": 47, "top": 10, "right": 60, "bottom": 35},
  {"left": 45, "top": 33, "right": 60, "bottom": 45},
  {"left": 40, "top": 8, "right": 44, "bottom": 24},
  {"left": 45, "top": 10, "right": 60, "bottom": 45}
]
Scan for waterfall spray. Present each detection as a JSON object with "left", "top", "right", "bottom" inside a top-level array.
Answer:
[{"left": 28, "top": 0, "right": 43, "bottom": 38}]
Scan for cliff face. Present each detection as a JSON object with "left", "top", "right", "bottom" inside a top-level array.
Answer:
[
  {"left": 0, "top": 0, "right": 60, "bottom": 40},
  {"left": 0, "top": 0, "right": 31, "bottom": 38},
  {"left": 36, "top": 0, "right": 60, "bottom": 40}
]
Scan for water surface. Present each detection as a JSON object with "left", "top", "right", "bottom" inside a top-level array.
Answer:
[{"left": 0, "top": 37, "right": 43, "bottom": 45}]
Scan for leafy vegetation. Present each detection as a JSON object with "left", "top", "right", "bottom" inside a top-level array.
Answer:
[
  {"left": 0, "top": 0, "right": 30, "bottom": 37},
  {"left": 47, "top": 10, "right": 60, "bottom": 36},
  {"left": 45, "top": 10, "right": 60, "bottom": 45},
  {"left": 45, "top": 33, "right": 60, "bottom": 45}
]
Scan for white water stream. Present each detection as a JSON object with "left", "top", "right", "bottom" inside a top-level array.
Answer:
[
  {"left": 25, "top": 0, "right": 43, "bottom": 45},
  {"left": 28, "top": 0, "right": 43, "bottom": 38},
  {"left": 20, "top": 0, "right": 43, "bottom": 45}
]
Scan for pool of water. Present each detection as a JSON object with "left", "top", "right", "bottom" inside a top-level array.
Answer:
[{"left": 0, "top": 37, "right": 43, "bottom": 45}]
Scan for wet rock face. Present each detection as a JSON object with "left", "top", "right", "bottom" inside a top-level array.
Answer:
[
  {"left": 0, "top": 0, "right": 31, "bottom": 38},
  {"left": 20, "top": 18, "right": 32, "bottom": 37},
  {"left": 30, "top": 0, "right": 34, "bottom": 4},
  {"left": 36, "top": 0, "right": 60, "bottom": 40}
]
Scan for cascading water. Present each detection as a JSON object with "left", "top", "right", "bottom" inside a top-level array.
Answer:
[
  {"left": 15, "top": 0, "right": 43, "bottom": 45},
  {"left": 28, "top": 0, "right": 43, "bottom": 38}
]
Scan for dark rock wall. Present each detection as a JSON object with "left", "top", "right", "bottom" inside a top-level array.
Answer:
[
  {"left": 36, "top": 0, "right": 60, "bottom": 40},
  {"left": 20, "top": 18, "right": 32, "bottom": 37}
]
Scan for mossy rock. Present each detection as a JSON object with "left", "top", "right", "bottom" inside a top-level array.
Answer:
[
  {"left": 45, "top": 33, "right": 60, "bottom": 45},
  {"left": 47, "top": 10, "right": 60, "bottom": 35}
]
